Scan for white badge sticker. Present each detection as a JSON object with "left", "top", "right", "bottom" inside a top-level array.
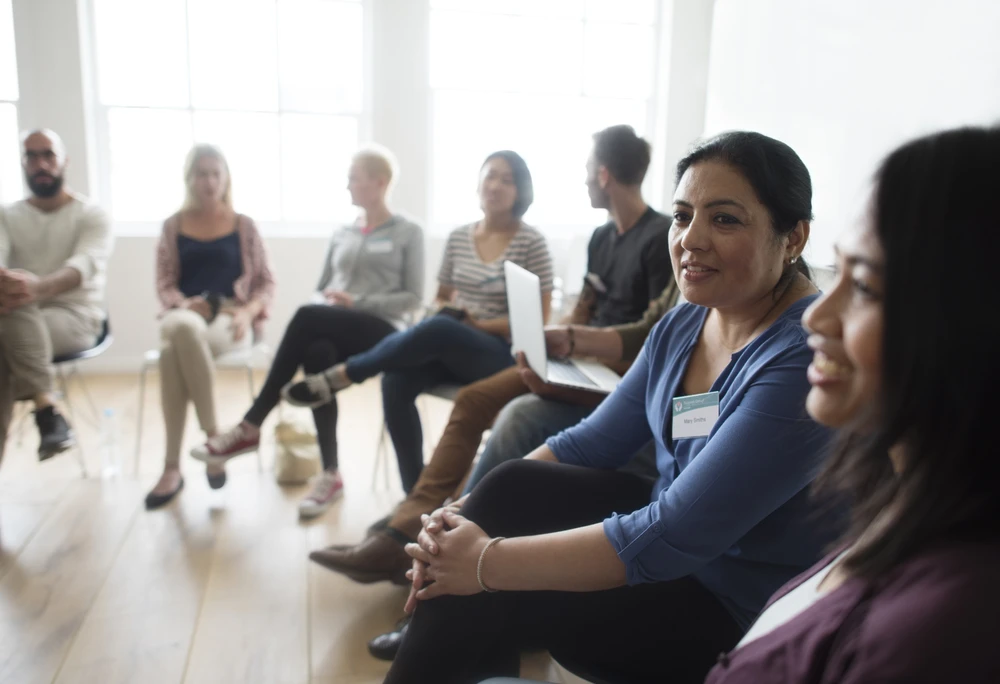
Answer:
[
  {"left": 366, "top": 240, "right": 393, "bottom": 254},
  {"left": 671, "top": 391, "right": 720, "bottom": 439}
]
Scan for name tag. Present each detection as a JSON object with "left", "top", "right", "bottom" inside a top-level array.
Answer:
[
  {"left": 366, "top": 240, "right": 393, "bottom": 254},
  {"left": 671, "top": 391, "right": 720, "bottom": 439}
]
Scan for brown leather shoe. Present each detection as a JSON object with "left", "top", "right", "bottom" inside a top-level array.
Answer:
[{"left": 309, "top": 532, "right": 411, "bottom": 585}]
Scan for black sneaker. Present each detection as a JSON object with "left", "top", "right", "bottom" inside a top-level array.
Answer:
[{"left": 35, "top": 406, "right": 75, "bottom": 461}]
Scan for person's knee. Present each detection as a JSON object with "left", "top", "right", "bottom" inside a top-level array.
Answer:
[
  {"left": 464, "top": 459, "right": 543, "bottom": 527},
  {"left": 411, "top": 314, "right": 458, "bottom": 341},
  {"left": 0, "top": 304, "right": 44, "bottom": 343},
  {"left": 160, "top": 309, "right": 206, "bottom": 345},
  {"left": 493, "top": 394, "right": 539, "bottom": 427},
  {"left": 288, "top": 304, "right": 326, "bottom": 333},
  {"left": 452, "top": 378, "right": 503, "bottom": 422},
  {"left": 303, "top": 339, "right": 338, "bottom": 373}
]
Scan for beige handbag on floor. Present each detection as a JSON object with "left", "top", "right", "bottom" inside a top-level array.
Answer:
[{"left": 273, "top": 413, "right": 321, "bottom": 485}]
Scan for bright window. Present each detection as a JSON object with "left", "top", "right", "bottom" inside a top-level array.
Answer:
[
  {"left": 429, "top": 0, "right": 660, "bottom": 233},
  {"left": 0, "top": 0, "right": 21, "bottom": 204},
  {"left": 91, "top": 0, "right": 365, "bottom": 226}
]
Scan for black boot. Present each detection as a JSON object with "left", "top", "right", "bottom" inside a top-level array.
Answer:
[{"left": 35, "top": 406, "right": 75, "bottom": 461}]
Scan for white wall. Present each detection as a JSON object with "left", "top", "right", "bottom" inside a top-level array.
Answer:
[{"left": 704, "top": 0, "right": 1000, "bottom": 265}]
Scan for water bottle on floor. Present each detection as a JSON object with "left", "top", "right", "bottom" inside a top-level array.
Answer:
[{"left": 100, "top": 408, "right": 121, "bottom": 479}]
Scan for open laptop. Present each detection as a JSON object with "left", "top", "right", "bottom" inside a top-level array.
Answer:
[{"left": 504, "top": 261, "right": 622, "bottom": 394}]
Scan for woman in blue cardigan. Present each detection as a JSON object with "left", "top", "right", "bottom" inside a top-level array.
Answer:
[{"left": 385, "top": 131, "right": 840, "bottom": 684}]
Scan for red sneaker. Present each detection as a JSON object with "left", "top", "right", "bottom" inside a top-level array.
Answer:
[
  {"left": 190, "top": 424, "right": 260, "bottom": 466},
  {"left": 299, "top": 470, "right": 344, "bottom": 519}
]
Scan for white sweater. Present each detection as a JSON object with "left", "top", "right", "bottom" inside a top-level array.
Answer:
[{"left": 0, "top": 193, "right": 113, "bottom": 322}]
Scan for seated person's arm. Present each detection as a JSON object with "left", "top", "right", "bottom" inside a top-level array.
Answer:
[
  {"left": 561, "top": 283, "right": 596, "bottom": 325},
  {"left": 0, "top": 208, "right": 113, "bottom": 308},
  {"left": 471, "top": 291, "right": 551, "bottom": 338},
  {"left": 455, "top": 347, "right": 829, "bottom": 594},
  {"left": 432, "top": 283, "right": 455, "bottom": 310},
  {"left": 156, "top": 225, "right": 186, "bottom": 310}
]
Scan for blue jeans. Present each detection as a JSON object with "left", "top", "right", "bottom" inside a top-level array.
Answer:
[
  {"left": 463, "top": 394, "right": 660, "bottom": 495},
  {"left": 463, "top": 394, "right": 594, "bottom": 494},
  {"left": 344, "top": 315, "right": 513, "bottom": 493}
]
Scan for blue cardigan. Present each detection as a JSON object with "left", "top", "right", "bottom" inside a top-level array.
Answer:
[{"left": 547, "top": 296, "right": 838, "bottom": 630}]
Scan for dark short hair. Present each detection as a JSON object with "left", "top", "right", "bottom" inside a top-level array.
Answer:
[
  {"left": 676, "top": 131, "right": 814, "bottom": 283},
  {"left": 482, "top": 150, "right": 534, "bottom": 218},
  {"left": 592, "top": 125, "right": 651, "bottom": 186},
  {"left": 816, "top": 126, "right": 1000, "bottom": 578}
]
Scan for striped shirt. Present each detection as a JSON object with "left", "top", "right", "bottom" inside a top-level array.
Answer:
[{"left": 438, "top": 222, "right": 553, "bottom": 320}]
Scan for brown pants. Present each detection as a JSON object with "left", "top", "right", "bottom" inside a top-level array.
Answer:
[{"left": 388, "top": 367, "right": 529, "bottom": 539}]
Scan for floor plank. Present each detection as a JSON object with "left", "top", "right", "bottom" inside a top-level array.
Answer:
[
  {"left": 53, "top": 478, "right": 223, "bottom": 684},
  {"left": 0, "top": 373, "right": 565, "bottom": 684},
  {"left": 0, "top": 479, "right": 141, "bottom": 684}
]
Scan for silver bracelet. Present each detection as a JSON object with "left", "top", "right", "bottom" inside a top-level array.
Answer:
[{"left": 477, "top": 536, "right": 506, "bottom": 593}]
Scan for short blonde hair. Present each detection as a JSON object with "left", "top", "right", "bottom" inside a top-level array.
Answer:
[
  {"left": 352, "top": 144, "right": 398, "bottom": 190},
  {"left": 182, "top": 143, "right": 233, "bottom": 211}
]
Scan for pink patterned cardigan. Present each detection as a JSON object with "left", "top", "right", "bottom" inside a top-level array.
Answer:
[{"left": 155, "top": 212, "right": 276, "bottom": 338}]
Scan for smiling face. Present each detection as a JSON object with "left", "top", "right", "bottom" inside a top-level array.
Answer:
[
  {"left": 802, "top": 221, "right": 885, "bottom": 428},
  {"left": 478, "top": 156, "right": 517, "bottom": 217},
  {"left": 670, "top": 160, "right": 798, "bottom": 311}
]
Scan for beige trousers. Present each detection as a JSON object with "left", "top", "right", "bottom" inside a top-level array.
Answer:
[
  {"left": 159, "top": 308, "right": 251, "bottom": 468},
  {"left": 0, "top": 303, "right": 101, "bottom": 465}
]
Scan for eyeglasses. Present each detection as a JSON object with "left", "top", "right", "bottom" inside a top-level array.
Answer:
[{"left": 22, "top": 150, "right": 58, "bottom": 164}]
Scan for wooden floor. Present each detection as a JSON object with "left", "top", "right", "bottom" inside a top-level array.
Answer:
[{"left": 0, "top": 372, "right": 558, "bottom": 684}]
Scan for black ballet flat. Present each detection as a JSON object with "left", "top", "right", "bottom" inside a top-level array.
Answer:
[
  {"left": 145, "top": 477, "right": 184, "bottom": 510},
  {"left": 207, "top": 470, "right": 227, "bottom": 490}
]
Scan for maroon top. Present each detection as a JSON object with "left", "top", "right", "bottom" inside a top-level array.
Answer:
[{"left": 705, "top": 539, "right": 1000, "bottom": 683}]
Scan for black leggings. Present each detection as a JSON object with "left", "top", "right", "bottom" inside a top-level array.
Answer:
[
  {"left": 244, "top": 304, "right": 395, "bottom": 470},
  {"left": 385, "top": 460, "right": 743, "bottom": 684}
]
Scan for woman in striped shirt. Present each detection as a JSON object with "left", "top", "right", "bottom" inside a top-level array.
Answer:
[{"left": 284, "top": 151, "right": 553, "bottom": 495}]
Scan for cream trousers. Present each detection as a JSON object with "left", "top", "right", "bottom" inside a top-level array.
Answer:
[{"left": 158, "top": 308, "right": 251, "bottom": 468}]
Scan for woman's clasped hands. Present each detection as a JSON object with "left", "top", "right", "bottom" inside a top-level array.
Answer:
[{"left": 403, "top": 495, "right": 492, "bottom": 614}]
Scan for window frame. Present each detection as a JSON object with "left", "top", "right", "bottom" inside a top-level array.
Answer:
[
  {"left": 426, "top": 0, "right": 667, "bottom": 236},
  {"left": 85, "top": 0, "right": 374, "bottom": 236},
  {"left": 0, "top": 0, "right": 21, "bottom": 204}
]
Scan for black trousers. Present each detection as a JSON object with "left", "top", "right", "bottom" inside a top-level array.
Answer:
[
  {"left": 244, "top": 304, "right": 395, "bottom": 469},
  {"left": 385, "top": 460, "right": 743, "bottom": 684}
]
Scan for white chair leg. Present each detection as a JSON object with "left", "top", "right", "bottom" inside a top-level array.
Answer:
[
  {"left": 72, "top": 364, "right": 102, "bottom": 426},
  {"left": 58, "top": 367, "right": 88, "bottom": 478},
  {"left": 134, "top": 363, "right": 148, "bottom": 477},
  {"left": 12, "top": 402, "right": 30, "bottom": 447}
]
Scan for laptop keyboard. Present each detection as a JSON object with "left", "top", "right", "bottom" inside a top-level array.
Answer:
[{"left": 548, "top": 359, "right": 598, "bottom": 388}]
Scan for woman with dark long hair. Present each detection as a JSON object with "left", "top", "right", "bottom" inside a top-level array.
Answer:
[{"left": 703, "top": 126, "right": 1000, "bottom": 682}]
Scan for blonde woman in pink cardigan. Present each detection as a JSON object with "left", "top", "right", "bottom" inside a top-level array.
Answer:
[{"left": 146, "top": 144, "right": 276, "bottom": 510}]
